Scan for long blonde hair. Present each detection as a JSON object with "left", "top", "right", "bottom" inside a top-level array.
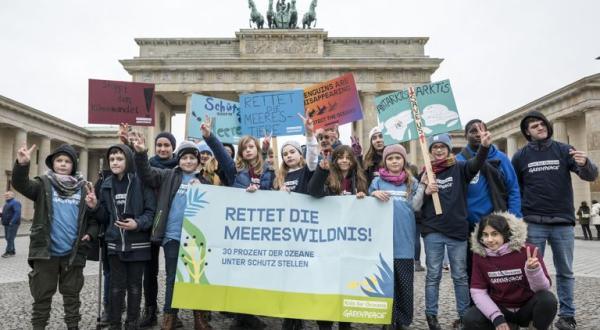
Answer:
[
  {"left": 201, "top": 157, "right": 221, "bottom": 186},
  {"left": 274, "top": 148, "right": 306, "bottom": 190},
  {"left": 326, "top": 145, "right": 367, "bottom": 195},
  {"left": 235, "top": 136, "right": 264, "bottom": 176}
]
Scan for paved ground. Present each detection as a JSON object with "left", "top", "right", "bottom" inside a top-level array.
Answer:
[{"left": 1, "top": 233, "right": 599, "bottom": 329}]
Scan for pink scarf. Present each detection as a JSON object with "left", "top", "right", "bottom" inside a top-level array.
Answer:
[{"left": 379, "top": 168, "right": 407, "bottom": 186}]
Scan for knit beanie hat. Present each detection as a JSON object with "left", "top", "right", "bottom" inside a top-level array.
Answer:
[
  {"left": 281, "top": 140, "right": 302, "bottom": 157},
  {"left": 368, "top": 125, "right": 383, "bottom": 141},
  {"left": 45, "top": 144, "right": 79, "bottom": 175},
  {"left": 382, "top": 144, "right": 408, "bottom": 166},
  {"left": 155, "top": 132, "right": 176, "bottom": 149},
  {"left": 175, "top": 141, "right": 199, "bottom": 161},
  {"left": 197, "top": 142, "right": 213, "bottom": 155},
  {"left": 428, "top": 133, "right": 453, "bottom": 152}
]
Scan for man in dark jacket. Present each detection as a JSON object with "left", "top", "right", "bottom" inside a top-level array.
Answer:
[
  {"left": 512, "top": 111, "right": 598, "bottom": 330},
  {"left": 2, "top": 191, "right": 21, "bottom": 257}
]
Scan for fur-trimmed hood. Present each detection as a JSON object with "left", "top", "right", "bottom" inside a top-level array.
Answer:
[{"left": 470, "top": 212, "right": 528, "bottom": 257}]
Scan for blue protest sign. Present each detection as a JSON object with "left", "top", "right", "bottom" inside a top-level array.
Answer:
[
  {"left": 187, "top": 94, "right": 241, "bottom": 144},
  {"left": 240, "top": 90, "right": 305, "bottom": 137}
]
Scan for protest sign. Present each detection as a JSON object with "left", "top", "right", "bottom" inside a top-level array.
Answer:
[
  {"left": 375, "top": 80, "right": 461, "bottom": 145},
  {"left": 240, "top": 90, "right": 305, "bottom": 137},
  {"left": 88, "top": 79, "right": 155, "bottom": 126},
  {"left": 172, "top": 185, "right": 394, "bottom": 324},
  {"left": 304, "top": 73, "right": 363, "bottom": 129},
  {"left": 187, "top": 94, "right": 241, "bottom": 143}
]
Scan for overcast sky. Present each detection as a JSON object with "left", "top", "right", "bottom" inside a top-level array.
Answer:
[{"left": 1, "top": 0, "right": 599, "bottom": 144}]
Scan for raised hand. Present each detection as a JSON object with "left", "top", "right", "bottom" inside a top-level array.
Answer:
[
  {"left": 526, "top": 246, "right": 540, "bottom": 270},
  {"left": 477, "top": 123, "right": 492, "bottom": 147},
  {"left": 84, "top": 181, "right": 97, "bottom": 209},
  {"left": 131, "top": 132, "right": 147, "bottom": 153},
  {"left": 569, "top": 149, "right": 588, "bottom": 166},
  {"left": 262, "top": 129, "right": 272, "bottom": 151},
  {"left": 246, "top": 184, "right": 258, "bottom": 193},
  {"left": 118, "top": 123, "right": 130, "bottom": 144},
  {"left": 318, "top": 158, "right": 330, "bottom": 171},
  {"left": 350, "top": 136, "right": 362, "bottom": 157},
  {"left": 200, "top": 115, "right": 213, "bottom": 138},
  {"left": 356, "top": 191, "right": 366, "bottom": 199},
  {"left": 17, "top": 144, "right": 37, "bottom": 165},
  {"left": 298, "top": 113, "right": 314, "bottom": 137}
]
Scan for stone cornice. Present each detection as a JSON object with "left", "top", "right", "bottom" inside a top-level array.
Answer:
[
  {"left": 487, "top": 73, "right": 600, "bottom": 130},
  {"left": 120, "top": 57, "right": 443, "bottom": 72},
  {"left": 135, "top": 38, "right": 238, "bottom": 46},
  {"left": 0, "top": 95, "right": 89, "bottom": 137}
]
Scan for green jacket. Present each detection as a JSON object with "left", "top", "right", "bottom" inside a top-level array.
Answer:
[{"left": 11, "top": 162, "right": 98, "bottom": 267}]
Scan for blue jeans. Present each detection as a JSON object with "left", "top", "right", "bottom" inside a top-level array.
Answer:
[
  {"left": 4, "top": 223, "right": 19, "bottom": 253},
  {"left": 423, "top": 232, "right": 470, "bottom": 318},
  {"left": 526, "top": 223, "right": 575, "bottom": 317},
  {"left": 163, "top": 240, "right": 180, "bottom": 314}
]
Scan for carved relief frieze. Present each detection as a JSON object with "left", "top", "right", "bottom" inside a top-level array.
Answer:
[{"left": 244, "top": 39, "right": 319, "bottom": 55}]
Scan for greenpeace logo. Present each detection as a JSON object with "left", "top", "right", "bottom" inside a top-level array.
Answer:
[
  {"left": 342, "top": 309, "right": 386, "bottom": 319},
  {"left": 343, "top": 299, "right": 388, "bottom": 310},
  {"left": 527, "top": 160, "right": 559, "bottom": 168},
  {"left": 436, "top": 176, "right": 453, "bottom": 190}
]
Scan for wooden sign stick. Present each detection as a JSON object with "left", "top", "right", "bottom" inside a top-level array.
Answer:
[{"left": 408, "top": 87, "right": 443, "bottom": 215}]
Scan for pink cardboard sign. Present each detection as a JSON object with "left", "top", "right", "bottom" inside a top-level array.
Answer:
[{"left": 88, "top": 79, "right": 155, "bottom": 126}]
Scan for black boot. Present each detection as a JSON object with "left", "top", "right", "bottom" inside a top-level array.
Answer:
[
  {"left": 426, "top": 315, "right": 442, "bottom": 330},
  {"left": 139, "top": 306, "right": 158, "bottom": 328},
  {"left": 98, "top": 304, "right": 110, "bottom": 327}
]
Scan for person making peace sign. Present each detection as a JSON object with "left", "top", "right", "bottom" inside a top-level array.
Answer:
[{"left": 463, "top": 212, "right": 557, "bottom": 330}]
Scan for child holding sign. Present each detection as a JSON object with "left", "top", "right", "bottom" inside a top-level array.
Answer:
[
  {"left": 307, "top": 144, "right": 368, "bottom": 330},
  {"left": 369, "top": 144, "right": 429, "bottom": 330},
  {"left": 420, "top": 127, "right": 491, "bottom": 330},
  {"left": 132, "top": 136, "right": 214, "bottom": 330},
  {"left": 463, "top": 212, "right": 557, "bottom": 330}
]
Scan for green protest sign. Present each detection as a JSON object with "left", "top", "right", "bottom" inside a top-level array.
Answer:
[{"left": 375, "top": 80, "right": 461, "bottom": 145}]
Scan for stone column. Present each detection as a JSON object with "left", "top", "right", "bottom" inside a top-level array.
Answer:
[
  {"left": 553, "top": 119, "right": 568, "bottom": 143},
  {"left": 79, "top": 148, "right": 88, "bottom": 178},
  {"left": 14, "top": 128, "right": 27, "bottom": 158},
  {"left": 360, "top": 92, "right": 377, "bottom": 146},
  {"left": 409, "top": 140, "right": 418, "bottom": 166},
  {"left": 506, "top": 134, "right": 518, "bottom": 159},
  {"left": 38, "top": 136, "right": 51, "bottom": 176},
  {"left": 585, "top": 108, "right": 600, "bottom": 202}
]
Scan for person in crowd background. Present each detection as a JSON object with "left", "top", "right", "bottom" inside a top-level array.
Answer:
[
  {"left": 576, "top": 202, "right": 592, "bottom": 240},
  {"left": 1, "top": 191, "right": 21, "bottom": 257}
]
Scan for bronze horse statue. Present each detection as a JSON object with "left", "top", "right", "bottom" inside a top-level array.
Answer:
[
  {"left": 248, "top": 0, "right": 264, "bottom": 29},
  {"left": 302, "top": 0, "right": 317, "bottom": 29}
]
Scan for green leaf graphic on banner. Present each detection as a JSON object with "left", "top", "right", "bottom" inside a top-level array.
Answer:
[
  {"left": 177, "top": 218, "right": 210, "bottom": 284},
  {"left": 360, "top": 254, "right": 394, "bottom": 298}
]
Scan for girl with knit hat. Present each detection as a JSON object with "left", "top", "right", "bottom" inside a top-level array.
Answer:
[
  {"left": 363, "top": 125, "right": 386, "bottom": 186},
  {"left": 131, "top": 136, "right": 214, "bottom": 330},
  {"left": 273, "top": 114, "right": 318, "bottom": 195},
  {"left": 369, "top": 144, "right": 429, "bottom": 330}
]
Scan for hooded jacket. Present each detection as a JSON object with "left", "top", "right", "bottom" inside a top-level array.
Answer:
[
  {"left": 11, "top": 161, "right": 97, "bottom": 267},
  {"left": 470, "top": 212, "right": 551, "bottom": 326},
  {"left": 1, "top": 197, "right": 21, "bottom": 226},
  {"left": 512, "top": 111, "right": 598, "bottom": 225},
  {"left": 93, "top": 145, "right": 156, "bottom": 261}
]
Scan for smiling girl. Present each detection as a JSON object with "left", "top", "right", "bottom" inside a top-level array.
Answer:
[{"left": 464, "top": 212, "right": 557, "bottom": 330}]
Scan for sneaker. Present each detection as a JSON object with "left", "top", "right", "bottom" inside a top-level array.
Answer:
[
  {"left": 426, "top": 315, "right": 442, "bottom": 330},
  {"left": 1, "top": 253, "right": 9, "bottom": 258},
  {"left": 452, "top": 318, "right": 465, "bottom": 330},
  {"left": 555, "top": 316, "right": 577, "bottom": 330}
]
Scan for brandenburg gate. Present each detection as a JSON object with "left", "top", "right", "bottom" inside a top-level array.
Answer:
[{"left": 120, "top": 29, "right": 442, "bottom": 165}]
